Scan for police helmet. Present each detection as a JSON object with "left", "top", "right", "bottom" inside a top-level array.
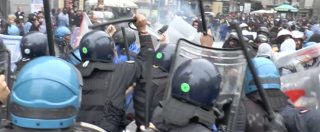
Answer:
[
  {"left": 277, "top": 29, "right": 291, "bottom": 38},
  {"left": 154, "top": 44, "right": 176, "bottom": 72},
  {"left": 113, "top": 27, "right": 136, "bottom": 49},
  {"left": 257, "top": 27, "right": 269, "bottom": 36},
  {"left": 256, "top": 34, "right": 269, "bottom": 44},
  {"left": 79, "top": 30, "right": 116, "bottom": 62},
  {"left": 223, "top": 32, "right": 240, "bottom": 48},
  {"left": 239, "top": 23, "right": 248, "bottom": 29},
  {"left": 291, "top": 30, "right": 304, "bottom": 39},
  {"left": 20, "top": 31, "right": 49, "bottom": 59},
  {"left": 171, "top": 59, "right": 221, "bottom": 109},
  {"left": 10, "top": 56, "right": 82, "bottom": 129},
  {"left": 244, "top": 57, "right": 281, "bottom": 94},
  {"left": 55, "top": 26, "right": 71, "bottom": 44}
]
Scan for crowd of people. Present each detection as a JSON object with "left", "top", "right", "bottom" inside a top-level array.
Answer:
[{"left": 0, "top": 6, "right": 83, "bottom": 36}]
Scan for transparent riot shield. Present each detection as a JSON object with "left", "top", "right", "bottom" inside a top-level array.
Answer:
[
  {"left": 165, "top": 39, "right": 247, "bottom": 131},
  {"left": 274, "top": 44, "right": 320, "bottom": 69},
  {"left": 281, "top": 67, "right": 320, "bottom": 109},
  {"left": 168, "top": 16, "right": 202, "bottom": 44}
]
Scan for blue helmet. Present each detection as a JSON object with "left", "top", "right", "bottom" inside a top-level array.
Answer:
[
  {"left": 10, "top": 56, "right": 82, "bottom": 129},
  {"left": 55, "top": 26, "right": 71, "bottom": 46},
  {"left": 244, "top": 57, "right": 281, "bottom": 94},
  {"left": 171, "top": 58, "right": 221, "bottom": 109}
]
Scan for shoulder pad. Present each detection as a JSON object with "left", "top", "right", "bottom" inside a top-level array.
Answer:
[
  {"left": 76, "top": 62, "right": 115, "bottom": 77},
  {"left": 126, "top": 60, "right": 135, "bottom": 64}
]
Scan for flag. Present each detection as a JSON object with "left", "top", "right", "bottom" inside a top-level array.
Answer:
[{"left": 71, "top": 13, "right": 92, "bottom": 48}]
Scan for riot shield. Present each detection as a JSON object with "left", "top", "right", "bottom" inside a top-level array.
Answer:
[
  {"left": 274, "top": 44, "right": 320, "bottom": 69},
  {"left": 165, "top": 39, "right": 247, "bottom": 131},
  {"left": 168, "top": 16, "right": 201, "bottom": 44},
  {"left": 281, "top": 67, "right": 320, "bottom": 109}
]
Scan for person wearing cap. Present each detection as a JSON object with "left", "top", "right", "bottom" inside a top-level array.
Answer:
[
  {"left": 291, "top": 30, "right": 304, "bottom": 50},
  {"left": 14, "top": 6, "right": 24, "bottom": 22},
  {"left": 2, "top": 15, "right": 20, "bottom": 36},
  {"left": 256, "top": 43, "right": 273, "bottom": 59},
  {"left": 276, "top": 29, "right": 296, "bottom": 52}
]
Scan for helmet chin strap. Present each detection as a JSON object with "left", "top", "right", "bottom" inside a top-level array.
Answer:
[{"left": 82, "top": 60, "right": 90, "bottom": 68}]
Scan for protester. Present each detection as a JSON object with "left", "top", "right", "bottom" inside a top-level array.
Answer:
[
  {"left": 2, "top": 15, "right": 20, "bottom": 36},
  {"left": 14, "top": 6, "right": 24, "bottom": 22},
  {"left": 58, "top": 8, "right": 69, "bottom": 27}
]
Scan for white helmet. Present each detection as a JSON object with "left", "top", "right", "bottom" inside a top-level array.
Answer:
[
  {"left": 277, "top": 29, "right": 291, "bottom": 38},
  {"left": 240, "top": 23, "right": 248, "bottom": 29},
  {"left": 291, "top": 30, "right": 304, "bottom": 39}
]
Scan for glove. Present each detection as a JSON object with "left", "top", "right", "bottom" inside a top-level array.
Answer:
[{"left": 264, "top": 113, "right": 288, "bottom": 132}]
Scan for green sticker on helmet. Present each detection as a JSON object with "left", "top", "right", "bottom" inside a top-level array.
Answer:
[
  {"left": 180, "top": 83, "right": 190, "bottom": 93},
  {"left": 82, "top": 47, "right": 88, "bottom": 54},
  {"left": 156, "top": 52, "right": 163, "bottom": 60}
]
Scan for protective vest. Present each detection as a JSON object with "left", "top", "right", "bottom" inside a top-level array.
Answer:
[
  {"left": 76, "top": 62, "right": 124, "bottom": 132},
  {"left": 161, "top": 97, "right": 216, "bottom": 129}
]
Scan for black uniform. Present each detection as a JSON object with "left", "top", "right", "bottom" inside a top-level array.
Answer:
[
  {"left": 281, "top": 106, "right": 320, "bottom": 132},
  {"left": 76, "top": 35, "right": 154, "bottom": 132},
  {"left": 244, "top": 90, "right": 290, "bottom": 132},
  {"left": 151, "top": 98, "right": 215, "bottom": 132}
]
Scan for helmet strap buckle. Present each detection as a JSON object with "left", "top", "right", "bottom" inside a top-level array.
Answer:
[{"left": 82, "top": 60, "right": 90, "bottom": 68}]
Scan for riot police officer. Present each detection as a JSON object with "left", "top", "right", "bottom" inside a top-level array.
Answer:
[
  {"left": 112, "top": 27, "right": 139, "bottom": 64},
  {"left": 134, "top": 44, "right": 176, "bottom": 128},
  {"left": 16, "top": 31, "right": 49, "bottom": 72},
  {"left": 244, "top": 57, "right": 320, "bottom": 132},
  {"left": 254, "top": 27, "right": 270, "bottom": 50},
  {"left": 54, "top": 26, "right": 71, "bottom": 56},
  {"left": 55, "top": 26, "right": 82, "bottom": 65},
  {"left": 243, "top": 57, "right": 289, "bottom": 132},
  {"left": 150, "top": 58, "right": 221, "bottom": 132},
  {"left": 0, "top": 56, "right": 105, "bottom": 132},
  {"left": 75, "top": 14, "right": 155, "bottom": 131}
]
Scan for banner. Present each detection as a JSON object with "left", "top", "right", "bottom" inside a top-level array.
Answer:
[
  {"left": 31, "top": 4, "right": 43, "bottom": 13},
  {"left": 0, "top": 34, "right": 22, "bottom": 71},
  {"left": 70, "top": 13, "right": 92, "bottom": 48},
  {"left": 244, "top": 3, "right": 251, "bottom": 13}
]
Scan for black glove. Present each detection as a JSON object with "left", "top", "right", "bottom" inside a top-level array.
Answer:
[{"left": 264, "top": 113, "right": 288, "bottom": 132}]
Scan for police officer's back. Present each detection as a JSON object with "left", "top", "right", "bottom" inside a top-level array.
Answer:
[
  {"left": 0, "top": 56, "right": 104, "bottom": 132},
  {"left": 151, "top": 58, "right": 221, "bottom": 132},
  {"left": 243, "top": 57, "right": 290, "bottom": 132}
]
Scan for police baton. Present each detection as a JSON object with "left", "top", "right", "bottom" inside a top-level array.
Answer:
[
  {"left": 89, "top": 18, "right": 136, "bottom": 29},
  {"left": 43, "top": 0, "right": 55, "bottom": 56},
  {"left": 198, "top": 0, "right": 207, "bottom": 35},
  {"left": 121, "top": 27, "right": 131, "bottom": 61},
  {"left": 143, "top": 48, "right": 154, "bottom": 128},
  {"left": 229, "top": 21, "right": 287, "bottom": 132}
]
